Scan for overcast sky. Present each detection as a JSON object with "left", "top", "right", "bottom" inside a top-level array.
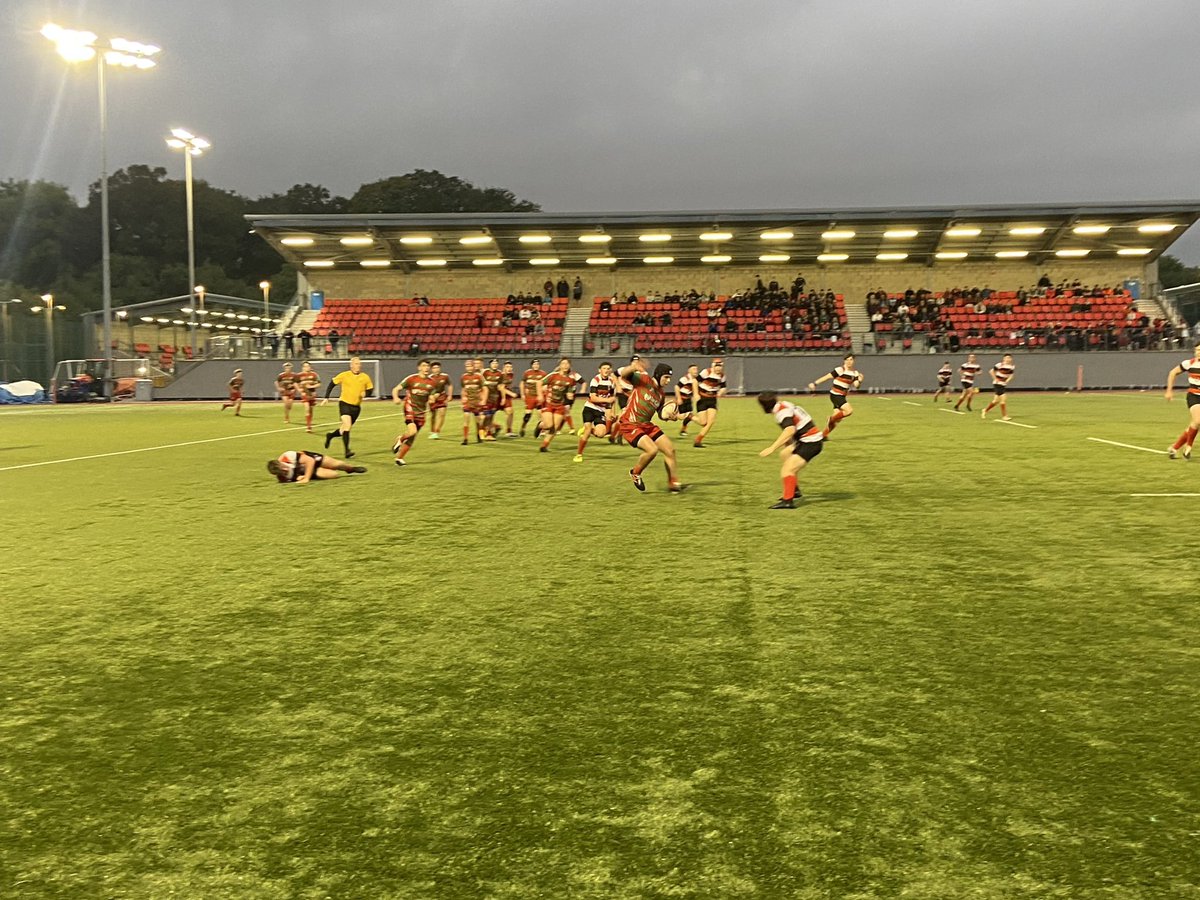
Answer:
[{"left": 4, "top": 0, "right": 1199, "bottom": 261}]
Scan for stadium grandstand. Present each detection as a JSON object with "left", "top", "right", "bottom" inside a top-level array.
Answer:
[{"left": 244, "top": 202, "right": 1199, "bottom": 360}]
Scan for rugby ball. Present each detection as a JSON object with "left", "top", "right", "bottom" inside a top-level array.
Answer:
[{"left": 659, "top": 401, "right": 679, "bottom": 421}]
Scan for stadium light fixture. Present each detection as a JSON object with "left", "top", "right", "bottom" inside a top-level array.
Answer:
[
  {"left": 340, "top": 236, "right": 374, "bottom": 247},
  {"left": 760, "top": 231, "right": 794, "bottom": 241},
  {"left": 586, "top": 257, "right": 617, "bottom": 265},
  {"left": 140, "top": 315, "right": 155, "bottom": 322},
  {"left": 1073, "top": 225, "right": 1110, "bottom": 235},
  {"left": 459, "top": 235, "right": 492, "bottom": 245},
  {"left": 995, "top": 250, "right": 1029, "bottom": 258},
  {"left": 303, "top": 260, "right": 335, "bottom": 267},
  {"left": 165, "top": 127, "right": 211, "bottom": 359},
  {"left": 400, "top": 236, "right": 433, "bottom": 245},
  {"left": 44, "top": 21, "right": 158, "bottom": 393},
  {"left": 1009, "top": 226, "right": 1045, "bottom": 236},
  {"left": 578, "top": 234, "right": 611, "bottom": 244},
  {"left": 280, "top": 237, "right": 314, "bottom": 247},
  {"left": 259, "top": 281, "right": 270, "bottom": 322},
  {"left": 30, "top": 294, "right": 67, "bottom": 385},
  {"left": 642, "top": 256, "right": 674, "bottom": 263},
  {"left": 359, "top": 260, "right": 391, "bottom": 267},
  {"left": 518, "top": 235, "right": 552, "bottom": 244},
  {"left": 759, "top": 254, "right": 790, "bottom": 262},
  {"left": 472, "top": 258, "right": 505, "bottom": 266},
  {"left": 1137, "top": 223, "right": 1177, "bottom": 234},
  {"left": 935, "top": 251, "right": 968, "bottom": 260},
  {"left": 700, "top": 231, "right": 733, "bottom": 241},
  {"left": 701, "top": 255, "right": 732, "bottom": 263},
  {"left": 876, "top": 252, "right": 909, "bottom": 261},
  {"left": 529, "top": 258, "right": 560, "bottom": 266},
  {"left": 1055, "top": 249, "right": 1090, "bottom": 258},
  {"left": 821, "top": 230, "right": 855, "bottom": 240},
  {"left": 945, "top": 227, "right": 981, "bottom": 238},
  {"left": 639, "top": 234, "right": 672, "bottom": 243},
  {"left": 883, "top": 229, "right": 918, "bottom": 239},
  {"left": 818, "top": 253, "right": 849, "bottom": 262},
  {"left": 416, "top": 259, "right": 447, "bottom": 266},
  {"left": 1117, "top": 248, "right": 1153, "bottom": 256}
]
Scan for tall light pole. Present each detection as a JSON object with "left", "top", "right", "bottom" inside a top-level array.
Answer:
[
  {"left": 42, "top": 24, "right": 159, "bottom": 396},
  {"left": 259, "top": 280, "right": 271, "bottom": 322},
  {"left": 0, "top": 298, "right": 22, "bottom": 381},
  {"left": 165, "top": 129, "right": 210, "bottom": 359},
  {"left": 31, "top": 294, "right": 67, "bottom": 387}
]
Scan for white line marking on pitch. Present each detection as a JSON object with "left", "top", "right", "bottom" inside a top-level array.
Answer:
[
  {"left": 995, "top": 419, "right": 1037, "bottom": 428},
  {"left": 1086, "top": 437, "right": 1168, "bottom": 455},
  {"left": 940, "top": 408, "right": 965, "bottom": 415},
  {"left": 902, "top": 401, "right": 923, "bottom": 407},
  {"left": 1130, "top": 493, "right": 1200, "bottom": 497},
  {"left": 0, "top": 413, "right": 397, "bottom": 473},
  {"left": 875, "top": 396, "right": 893, "bottom": 401}
]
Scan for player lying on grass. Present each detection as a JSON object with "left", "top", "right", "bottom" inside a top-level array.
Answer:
[
  {"left": 756, "top": 391, "right": 825, "bottom": 509},
  {"left": 267, "top": 450, "right": 367, "bottom": 484}
]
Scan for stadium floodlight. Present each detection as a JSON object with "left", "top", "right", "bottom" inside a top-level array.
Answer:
[
  {"left": 1137, "top": 223, "right": 1177, "bottom": 234},
  {"left": 280, "top": 237, "right": 314, "bottom": 246},
  {"left": 140, "top": 315, "right": 155, "bottom": 322},
  {"left": 642, "top": 256, "right": 674, "bottom": 263},
  {"left": 1009, "top": 226, "right": 1045, "bottom": 236},
  {"left": 528, "top": 258, "right": 560, "bottom": 266},
  {"left": 945, "top": 227, "right": 982, "bottom": 238},
  {"left": 1073, "top": 225, "right": 1110, "bottom": 235},
  {"left": 760, "top": 231, "right": 794, "bottom": 241},
  {"left": 340, "top": 236, "right": 374, "bottom": 247},
  {"left": 995, "top": 250, "right": 1029, "bottom": 258},
  {"left": 359, "top": 260, "right": 391, "bottom": 267},
  {"left": 821, "top": 230, "right": 855, "bottom": 240},
  {"left": 935, "top": 251, "right": 968, "bottom": 260},
  {"left": 44, "top": 22, "right": 158, "bottom": 395},
  {"left": 876, "top": 253, "right": 908, "bottom": 261},
  {"left": 586, "top": 257, "right": 617, "bottom": 265},
  {"left": 0, "top": 298, "right": 19, "bottom": 380},
  {"left": 459, "top": 235, "right": 492, "bottom": 245},
  {"left": 701, "top": 255, "right": 732, "bottom": 263},
  {"left": 472, "top": 259, "right": 505, "bottom": 266},
  {"left": 700, "top": 232, "right": 733, "bottom": 241},
  {"left": 1117, "top": 248, "right": 1153, "bottom": 256},
  {"left": 638, "top": 234, "right": 672, "bottom": 242},
  {"left": 518, "top": 235, "right": 552, "bottom": 244},
  {"left": 1055, "top": 249, "right": 1090, "bottom": 258},
  {"left": 759, "top": 254, "right": 790, "bottom": 262},
  {"left": 30, "top": 294, "right": 67, "bottom": 383},
  {"left": 578, "top": 234, "right": 612, "bottom": 243},
  {"left": 415, "top": 259, "right": 447, "bottom": 266},
  {"left": 399, "top": 236, "right": 433, "bottom": 245},
  {"left": 883, "top": 229, "right": 918, "bottom": 239},
  {"left": 818, "top": 253, "right": 849, "bottom": 262},
  {"left": 303, "top": 260, "right": 335, "bottom": 267},
  {"left": 165, "top": 128, "right": 211, "bottom": 358},
  {"left": 259, "top": 281, "right": 270, "bottom": 323}
]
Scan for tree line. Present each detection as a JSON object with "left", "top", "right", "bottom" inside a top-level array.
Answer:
[{"left": 0, "top": 168, "right": 539, "bottom": 312}]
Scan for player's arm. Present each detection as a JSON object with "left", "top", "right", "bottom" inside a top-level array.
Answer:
[
  {"left": 392, "top": 382, "right": 405, "bottom": 404},
  {"left": 1165, "top": 364, "right": 1183, "bottom": 400},
  {"left": 759, "top": 424, "right": 796, "bottom": 457},
  {"left": 536, "top": 379, "right": 545, "bottom": 404},
  {"left": 808, "top": 371, "right": 833, "bottom": 391},
  {"left": 294, "top": 452, "right": 318, "bottom": 484}
]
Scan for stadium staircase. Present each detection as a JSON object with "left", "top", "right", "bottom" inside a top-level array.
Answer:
[
  {"left": 843, "top": 303, "right": 873, "bottom": 353},
  {"left": 558, "top": 306, "right": 594, "bottom": 356},
  {"left": 289, "top": 309, "right": 320, "bottom": 335}
]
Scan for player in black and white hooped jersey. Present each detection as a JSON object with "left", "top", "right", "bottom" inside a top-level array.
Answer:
[
  {"left": 692, "top": 357, "right": 727, "bottom": 447},
  {"left": 674, "top": 364, "right": 699, "bottom": 436},
  {"left": 954, "top": 353, "right": 982, "bottom": 411},
  {"left": 932, "top": 360, "right": 954, "bottom": 403},
  {"left": 1164, "top": 339, "right": 1200, "bottom": 459},
  {"left": 574, "top": 362, "right": 617, "bottom": 462},
  {"left": 808, "top": 353, "right": 863, "bottom": 436},
  {"left": 756, "top": 391, "right": 825, "bottom": 509},
  {"left": 981, "top": 354, "right": 1016, "bottom": 420}
]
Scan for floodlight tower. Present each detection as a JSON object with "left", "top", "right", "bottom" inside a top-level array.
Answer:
[{"left": 166, "top": 129, "right": 211, "bottom": 358}]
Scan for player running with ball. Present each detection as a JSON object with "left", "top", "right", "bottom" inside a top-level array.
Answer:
[
  {"left": 756, "top": 391, "right": 825, "bottom": 509},
  {"left": 617, "top": 359, "right": 683, "bottom": 493},
  {"left": 809, "top": 353, "right": 863, "bottom": 436}
]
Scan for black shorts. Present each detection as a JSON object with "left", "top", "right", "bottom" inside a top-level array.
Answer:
[
  {"left": 583, "top": 407, "right": 609, "bottom": 427},
  {"left": 615, "top": 394, "right": 629, "bottom": 410},
  {"left": 1189, "top": 393, "right": 1200, "bottom": 408},
  {"left": 993, "top": 385, "right": 1007, "bottom": 396},
  {"left": 792, "top": 440, "right": 823, "bottom": 462},
  {"left": 830, "top": 394, "right": 848, "bottom": 410},
  {"left": 678, "top": 398, "right": 694, "bottom": 414},
  {"left": 937, "top": 380, "right": 950, "bottom": 388},
  {"left": 338, "top": 401, "right": 362, "bottom": 423},
  {"left": 960, "top": 382, "right": 975, "bottom": 391},
  {"left": 301, "top": 451, "right": 325, "bottom": 469},
  {"left": 697, "top": 397, "right": 717, "bottom": 412}
]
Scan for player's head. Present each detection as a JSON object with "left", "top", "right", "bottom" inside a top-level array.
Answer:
[
  {"left": 349, "top": 357, "right": 361, "bottom": 373},
  {"left": 489, "top": 358, "right": 499, "bottom": 369},
  {"left": 282, "top": 362, "right": 292, "bottom": 371},
  {"left": 967, "top": 353, "right": 977, "bottom": 362},
  {"left": 843, "top": 354, "right": 855, "bottom": 365},
  {"left": 756, "top": 391, "right": 777, "bottom": 413},
  {"left": 530, "top": 359, "right": 541, "bottom": 370},
  {"left": 557, "top": 357, "right": 571, "bottom": 374},
  {"left": 598, "top": 362, "right": 612, "bottom": 377},
  {"left": 711, "top": 357, "right": 724, "bottom": 369},
  {"left": 301, "top": 361, "right": 313, "bottom": 371},
  {"left": 234, "top": 368, "right": 243, "bottom": 375},
  {"left": 429, "top": 360, "right": 441, "bottom": 372},
  {"left": 266, "top": 459, "right": 286, "bottom": 482},
  {"left": 1002, "top": 353, "right": 1013, "bottom": 361},
  {"left": 502, "top": 361, "right": 513, "bottom": 373},
  {"left": 417, "top": 358, "right": 431, "bottom": 374},
  {"left": 654, "top": 363, "right": 673, "bottom": 386}
]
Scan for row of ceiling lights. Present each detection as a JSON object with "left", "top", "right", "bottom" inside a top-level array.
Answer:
[
  {"left": 300, "top": 247, "right": 1155, "bottom": 268},
  {"left": 279, "top": 223, "right": 1179, "bottom": 248},
  {"left": 122, "top": 309, "right": 282, "bottom": 324}
]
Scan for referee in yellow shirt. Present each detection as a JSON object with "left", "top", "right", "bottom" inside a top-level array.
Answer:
[{"left": 322, "top": 356, "right": 373, "bottom": 458}]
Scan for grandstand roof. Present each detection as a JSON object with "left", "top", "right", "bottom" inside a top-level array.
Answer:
[{"left": 247, "top": 201, "right": 1200, "bottom": 271}]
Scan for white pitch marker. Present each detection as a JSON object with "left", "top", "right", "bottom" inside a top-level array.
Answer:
[
  {"left": 1130, "top": 493, "right": 1200, "bottom": 498},
  {"left": 1086, "top": 437, "right": 1168, "bottom": 455},
  {"left": 940, "top": 408, "right": 966, "bottom": 415},
  {"left": 902, "top": 400, "right": 923, "bottom": 407},
  {"left": 996, "top": 419, "right": 1037, "bottom": 429}
]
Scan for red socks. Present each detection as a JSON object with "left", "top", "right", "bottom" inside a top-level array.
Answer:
[
  {"left": 1175, "top": 427, "right": 1199, "bottom": 449},
  {"left": 782, "top": 475, "right": 797, "bottom": 501}
]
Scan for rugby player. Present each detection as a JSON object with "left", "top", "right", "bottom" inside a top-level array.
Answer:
[
  {"left": 980, "top": 354, "right": 1016, "bottom": 420},
  {"left": 674, "top": 364, "right": 699, "bottom": 436},
  {"left": 480, "top": 358, "right": 504, "bottom": 438},
  {"left": 954, "top": 354, "right": 982, "bottom": 411},
  {"left": 756, "top": 391, "right": 825, "bottom": 509},
  {"left": 808, "top": 353, "right": 863, "bottom": 436},
  {"left": 538, "top": 358, "right": 577, "bottom": 452},
  {"left": 296, "top": 361, "right": 320, "bottom": 433},
  {"left": 427, "top": 360, "right": 452, "bottom": 439},
  {"left": 932, "top": 360, "right": 954, "bottom": 403},
  {"left": 267, "top": 449, "right": 366, "bottom": 484},
  {"left": 574, "top": 362, "right": 617, "bottom": 462},
  {"left": 275, "top": 361, "right": 298, "bottom": 424},
  {"left": 1164, "top": 339, "right": 1200, "bottom": 459},
  {"left": 220, "top": 367, "right": 244, "bottom": 415},
  {"left": 390, "top": 358, "right": 436, "bottom": 466},
  {"left": 692, "top": 357, "right": 727, "bottom": 447},
  {"left": 616, "top": 358, "right": 683, "bottom": 493},
  {"left": 499, "top": 361, "right": 518, "bottom": 436},
  {"left": 518, "top": 359, "right": 545, "bottom": 437},
  {"left": 460, "top": 358, "right": 489, "bottom": 444}
]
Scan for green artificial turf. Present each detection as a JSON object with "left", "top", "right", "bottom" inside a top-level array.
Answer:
[{"left": 1, "top": 394, "right": 1196, "bottom": 898}]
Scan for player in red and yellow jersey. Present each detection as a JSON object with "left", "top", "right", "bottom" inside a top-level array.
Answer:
[
  {"left": 220, "top": 368, "right": 244, "bottom": 415},
  {"left": 499, "top": 362, "right": 518, "bottom": 436},
  {"left": 460, "top": 358, "right": 489, "bottom": 445},
  {"left": 275, "top": 362, "right": 299, "bottom": 423},
  {"left": 617, "top": 358, "right": 683, "bottom": 492},
  {"left": 518, "top": 360, "right": 545, "bottom": 437},
  {"left": 390, "top": 358, "right": 437, "bottom": 467},
  {"left": 427, "top": 360, "right": 453, "bottom": 440},
  {"left": 955, "top": 354, "right": 982, "bottom": 411},
  {"left": 267, "top": 449, "right": 366, "bottom": 484},
  {"left": 808, "top": 353, "right": 863, "bottom": 435},
  {"left": 538, "top": 358, "right": 577, "bottom": 452},
  {"left": 609, "top": 355, "right": 640, "bottom": 445},
  {"left": 756, "top": 391, "right": 825, "bottom": 509},
  {"left": 480, "top": 358, "right": 504, "bottom": 438},
  {"left": 574, "top": 362, "right": 617, "bottom": 462},
  {"left": 692, "top": 357, "right": 727, "bottom": 448},
  {"left": 1164, "top": 339, "right": 1200, "bottom": 459},
  {"left": 296, "top": 361, "right": 321, "bottom": 433},
  {"left": 981, "top": 355, "right": 1016, "bottom": 420},
  {"left": 563, "top": 367, "right": 585, "bottom": 432}
]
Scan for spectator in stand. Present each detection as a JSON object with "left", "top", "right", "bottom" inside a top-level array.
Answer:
[
  {"left": 298, "top": 329, "right": 312, "bottom": 357},
  {"left": 572, "top": 277, "right": 583, "bottom": 301},
  {"left": 543, "top": 280, "right": 554, "bottom": 300},
  {"left": 556, "top": 278, "right": 570, "bottom": 298},
  {"left": 1038, "top": 273, "right": 1053, "bottom": 290},
  {"left": 282, "top": 329, "right": 295, "bottom": 359},
  {"left": 268, "top": 331, "right": 280, "bottom": 358},
  {"left": 327, "top": 328, "right": 340, "bottom": 357}
]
